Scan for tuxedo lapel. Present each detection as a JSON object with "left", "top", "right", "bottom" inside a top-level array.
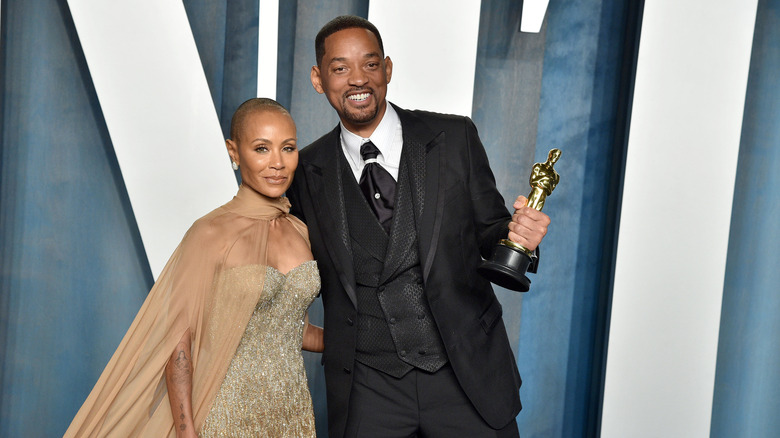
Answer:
[
  {"left": 300, "top": 127, "right": 358, "bottom": 307},
  {"left": 392, "top": 106, "right": 445, "bottom": 282}
]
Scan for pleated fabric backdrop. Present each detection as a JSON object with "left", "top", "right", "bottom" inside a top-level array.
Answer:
[
  {"left": 1, "top": 1, "right": 779, "bottom": 437},
  {"left": 711, "top": 0, "right": 780, "bottom": 435},
  {"left": 0, "top": 2, "right": 155, "bottom": 436},
  {"left": 512, "top": 1, "right": 641, "bottom": 435},
  {"left": 183, "top": 0, "right": 259, "bottom": 141}
]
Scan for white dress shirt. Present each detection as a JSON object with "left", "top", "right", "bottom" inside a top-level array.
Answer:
[{"left": 340, "top": 103, "right": 403, "bottom": 182}]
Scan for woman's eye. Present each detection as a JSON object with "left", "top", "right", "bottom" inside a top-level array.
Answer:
[{"left": 255, "top": 146, "right": 268, "bottom": 153}]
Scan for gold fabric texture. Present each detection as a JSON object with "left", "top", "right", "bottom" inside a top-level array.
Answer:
[
  {"left": 64, "top": 185, "right": 312, "bottom": 437},
  {"left": 201, "top": 261, "right": 319, "bottom": 437}
]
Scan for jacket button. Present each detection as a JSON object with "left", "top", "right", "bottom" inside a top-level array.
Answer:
[
  {"left": 417, "top": 278, "right": 424, "bottom": 284},
  {"left": 343, "top": 367, "right": 351, "bottom": 374},
  {"left": 378, "top": 285, "right": 386, "bottom": 292},
  {"left": 389, "top": 317, "right": 397, "bottom": 324},
  {"left": 419, "top": 350, "right": 426, "bottom": 355},
  {"left": 400, "top": 350, "right": 407, "bottom": 357},
  {"left": 417, "top": 314, "right": 425, "bottom": 320},
  {"left": 346, "top": 317, "right": 354, "bottom": 326}
]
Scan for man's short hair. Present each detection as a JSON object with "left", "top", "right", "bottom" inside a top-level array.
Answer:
[
  {"left": 229, "top": 98, "right": 290, "bottom": 141},
  {"left": 315, "top": 15, "right": 384, "bottom": 67}
]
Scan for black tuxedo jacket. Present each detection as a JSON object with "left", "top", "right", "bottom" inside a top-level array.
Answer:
[{"left": 288, "top": 104, "right": 523, "bottom": 437}]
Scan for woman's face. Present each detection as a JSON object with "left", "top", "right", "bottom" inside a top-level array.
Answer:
[{"left": 227, "top": 110, "right": 298, "bottom": 198}]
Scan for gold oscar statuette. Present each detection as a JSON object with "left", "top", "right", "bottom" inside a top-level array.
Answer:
[{"left": 477, "top": 148, "right": 561, "bottom": 292}]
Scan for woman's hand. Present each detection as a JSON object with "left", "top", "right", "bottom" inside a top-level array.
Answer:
[{"left": 302, "top": 313, "right": 324, "bottom": 353}]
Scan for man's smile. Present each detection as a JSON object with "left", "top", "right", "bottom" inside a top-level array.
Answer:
[{"left": 347, "top": 92, "right": 371, "bottom": 102}]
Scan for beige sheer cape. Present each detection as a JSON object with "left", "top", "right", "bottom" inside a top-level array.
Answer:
[{"left": 64, "top": 185, "right": 308, "bottom": 437}]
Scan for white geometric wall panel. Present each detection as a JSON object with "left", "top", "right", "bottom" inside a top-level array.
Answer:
[
  {"left": 67, "top": 0, "right": 237, "bottom": 278},
  {"left": 369, "top": 0, "right": 482, "bottom": 117},
  {"left": 602, "top": 0, "right": 759, "bottom": 436}
]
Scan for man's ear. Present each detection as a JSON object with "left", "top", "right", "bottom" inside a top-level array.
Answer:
[
  {"left": 384, "top": 56, "right": 393, "bottom": 83},
  {"left": 311, "top": 66, "right": 324, "bottom": 94}
]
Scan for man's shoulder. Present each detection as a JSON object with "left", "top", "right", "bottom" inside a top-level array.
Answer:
[
  {"left": 396, "top": 105, "right": 472, "bottom": 132},
  {"left": 406, "top": 108, "right": 467, "bottom": 122},
  {"left": 299, "top": 125, "right": 340, "bottom": 160}
]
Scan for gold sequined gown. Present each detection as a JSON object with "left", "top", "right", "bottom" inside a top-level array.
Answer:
[{"left": 201, "top": 261, "right": 320, "bottom": 437}]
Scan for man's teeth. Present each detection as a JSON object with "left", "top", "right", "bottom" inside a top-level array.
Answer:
[{"left": 348, "top": 93, "right": 369, "bottom": 101}]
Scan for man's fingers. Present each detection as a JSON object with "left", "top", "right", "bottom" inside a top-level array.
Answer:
[
  {"left": 507, "top": 221, "right": 547, "bottom": 250},
  {"left": 513, "top": 195, "right": 528, "bottom": 210},
  {"left": 512, "top": 207, "right": 551, "bottom": 228}
]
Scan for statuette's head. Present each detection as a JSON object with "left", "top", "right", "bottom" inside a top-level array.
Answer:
[{"left": 547, "top": 148, "right": 561, "bottom": 165}]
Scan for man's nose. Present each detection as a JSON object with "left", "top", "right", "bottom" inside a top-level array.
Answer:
[{"left": 348, "top": 69, "right": 368, "bottom": 86}]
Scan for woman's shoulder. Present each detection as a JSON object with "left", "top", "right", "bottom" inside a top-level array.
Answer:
[{"left": 180, "top": 206, "right": 236, "bottom": 246}]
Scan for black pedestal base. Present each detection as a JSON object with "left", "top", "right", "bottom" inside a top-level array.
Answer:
[{"left": 477, "top": 243, "right": 532, "bottom": 292}]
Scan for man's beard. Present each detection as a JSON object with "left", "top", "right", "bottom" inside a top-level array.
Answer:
[
  {"left": 342, "top": 105, "right": 378, "bottom": 125},
  {"left": 339, "top": 92, "right": 379, "bottom": 125}
]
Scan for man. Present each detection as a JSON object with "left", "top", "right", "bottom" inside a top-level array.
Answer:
[{"left": 288, "top": 15, "right": 550, "bottom": 437}]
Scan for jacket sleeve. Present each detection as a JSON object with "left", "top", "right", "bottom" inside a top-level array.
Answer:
[
  {"left": 462, "top": 117, "right": 541, "bottom": 272},
  {"left": 462, "top": 117, "right": 512, "bottom": 258}
]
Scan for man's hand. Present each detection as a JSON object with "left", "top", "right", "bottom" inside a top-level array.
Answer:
[{"left": 507, "top": 195, "right": 551, "bottom": 251}]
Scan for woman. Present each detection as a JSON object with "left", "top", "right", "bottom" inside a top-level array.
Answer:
[{"left": 65, "top": 98, "right": 322, "bottom": 437}]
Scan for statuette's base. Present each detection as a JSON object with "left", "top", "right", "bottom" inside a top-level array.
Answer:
[{"left": 477, "top": 243, "right": 532, "bottom": 292}]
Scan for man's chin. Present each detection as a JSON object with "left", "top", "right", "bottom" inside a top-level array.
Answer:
[{"left": 342, "top": 109, "right": 378, "bottom": 126}]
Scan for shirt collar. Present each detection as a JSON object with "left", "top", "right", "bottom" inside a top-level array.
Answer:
[{"left": 340, "top": 103, "right": 401, "bottom": 163}]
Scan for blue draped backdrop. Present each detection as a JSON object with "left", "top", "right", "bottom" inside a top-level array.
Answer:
[
  {"left": 0, "top": 2, "right": 153, "bottom": 436},
  {"left": 2, "top": 1, "right": 779, "bottom": 437},
  {"left": 711, "top": 0, "right": 780, "bottom": 436}
]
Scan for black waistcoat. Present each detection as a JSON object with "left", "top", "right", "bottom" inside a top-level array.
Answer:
[{"left": 342, "top": 149, "right": 447, "bottom": 377}]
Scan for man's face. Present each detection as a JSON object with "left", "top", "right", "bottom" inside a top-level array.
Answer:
[{"left": 311, "top": 27, "right": 393, "bottom": 137}]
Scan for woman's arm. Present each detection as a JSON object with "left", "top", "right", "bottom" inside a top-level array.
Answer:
[
  {"left": 165, "top": 329, "right": 197, "bottom": 438},
  {"left": 302, "top": 313, "right": 324, "bottom": 353}
]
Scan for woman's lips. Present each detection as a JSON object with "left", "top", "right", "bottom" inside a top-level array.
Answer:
[{"left": 263, "top": 176, "right": 287, "bottom": 184}]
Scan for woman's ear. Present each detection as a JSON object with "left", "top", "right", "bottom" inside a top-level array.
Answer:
[{"left": 225, "top": 139, "right": 239, "bottom": 165}]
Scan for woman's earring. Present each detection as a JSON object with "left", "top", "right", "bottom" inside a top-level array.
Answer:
[{"left": 231, "top": 161, "right": 239, "bottom": 170}]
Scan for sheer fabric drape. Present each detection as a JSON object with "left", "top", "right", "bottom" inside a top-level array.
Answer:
[{"left": 65, "top": 185, "right": 307, "bottom": 437}]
